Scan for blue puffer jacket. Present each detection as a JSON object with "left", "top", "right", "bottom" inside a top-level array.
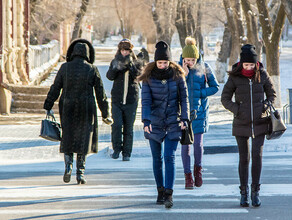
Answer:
[
  {"left": 142, "top": 66, "right": 189, "bottom": 143},
  {"left": 179, "top": 56, "right": 219, "bottom": 134}
]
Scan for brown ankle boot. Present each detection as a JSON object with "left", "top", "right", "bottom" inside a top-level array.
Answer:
[
  {"left": 184, "top": 173, "right": 194, "bottom": 189},
  {"left": 194, "top": 165, "right": 203, "bottom": 187}
]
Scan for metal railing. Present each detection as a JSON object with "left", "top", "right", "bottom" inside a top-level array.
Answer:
[
  {"left": 283, "top": 104, "right": 291, "bottom": 124},
  {"left": 28, "top": 40, "right": 60, "bottom": 82}
]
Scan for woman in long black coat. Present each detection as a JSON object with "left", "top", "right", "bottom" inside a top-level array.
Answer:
[
  {"left": 221, "top": 44, "right": 276, "bottom": 207},
  {"left": 44, "top": 39, "right": 111, "bottom": 184}
]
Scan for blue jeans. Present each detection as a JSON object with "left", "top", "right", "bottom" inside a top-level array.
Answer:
[{"left": 149, "top": 135, "right": 178, "bottom": 190}]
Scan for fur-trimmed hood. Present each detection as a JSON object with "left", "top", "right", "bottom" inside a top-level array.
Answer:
[
  {"left": 66, "top": 39, "right": 95, "bottom": 64},
  {"left": 140, "top": 61, "right": 185, "bottom": 82}
]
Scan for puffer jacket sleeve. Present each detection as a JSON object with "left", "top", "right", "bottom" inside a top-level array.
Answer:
[
  {"left": 106, "top": 59, "right": 119, "bottom": 81},
  {"left": 200, "top": 63, "right": 219, "bottom": 98},
  {"left": 178, "top": 77, "right": 190, "bottom": 121},
  {"left": 43, "top": 63, "right": 65, "bottom": 110},
  {"left": 263, "top": 71, "right": 276, "bottom": 104},
  {"left": 221, "top": 76, "right": 239, "bottom": 116},
  {"left": 94, "top": 66, "right": 109, "bottom": 118},
  {"left": 141, "top": 81, "right": 152, "bottom": 122}
]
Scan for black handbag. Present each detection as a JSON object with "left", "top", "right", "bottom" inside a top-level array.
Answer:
[
  {"left": 266, "top": 102, "right": 286, "bottom": 140},
  {"left": 40, "top": 114, "right": 62, "bottom": 142},
  {"left": 180, "top": 110, "right": 196, "bottom": 145}
]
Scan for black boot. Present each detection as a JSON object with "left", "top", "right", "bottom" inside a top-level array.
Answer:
[
  {"left": 251, "top": 184, "right": 261, "bottom": 207},
  {"left": 164, "top": 189, "right": 173, "bottom": 208},
  {"left": 239, "top": 186, "right": 249, "bottom": 207},
  {"left": 156, "top": 187, "right": 165, "bottom": 205},
  {"left": 63, "top": 153, "right": 73, "bottom": 183},
  {"left": 76, "top": 154, "right": 87, "bottom": 184}
]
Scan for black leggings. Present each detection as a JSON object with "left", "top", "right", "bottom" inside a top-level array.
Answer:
[{"left": 235, "top": 135, "right": 265, "bottom": 186}]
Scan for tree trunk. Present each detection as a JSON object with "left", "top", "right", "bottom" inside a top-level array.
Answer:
[
  {"left": 152, "top": 0, "right": 175, "bottom": 46},
  {"left": 256, "top": 0, "right": 286, "bottom": 107},
  {"left": 175, "top": 0, "right": 196, "bottom": 48},
  {"left": 215, "top": 23, "right": 231, "bottom": 82},
  {"left": 175, "top": 0, "right": 188, "bottom": 48},
  {"left": 71, "top": 0, "right": 90, "bottom": 42},
  {"left": 282, "top": 0, "right": 292, "bottom": 24},
  {"left": 223, "top": 0, "right": 240, "bottom": 68},
  {"left": 234, "top": 0, "right": 246, "bottom": 45},
  {"left": 195, "top": 1, "right": 203, "bottom": 52},
  {"left": 241, "top": 0, "right": 262, "bottom": 59}
]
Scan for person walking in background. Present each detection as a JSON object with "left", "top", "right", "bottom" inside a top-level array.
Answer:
[
  {"left": 221, "top": 44, "right": 276, "bottom": 207},
  {"left": 139, "top": 41, "right": 189, "bottom": 208},
  {"left": 44, "top": 39, "right": 111, "bottom": 184},
  {"left": 179, "top": 37, "right": 219, "bottom": 189},
  {"left": 106, "top": 39, "right": 143, "bottom": 161}
]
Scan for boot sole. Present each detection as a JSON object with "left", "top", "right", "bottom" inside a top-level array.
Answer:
[
  {"left": 240, "top": 203, "right": 249, "bottom": 207},
  {"left": 185, "top": 187, "right": 194, "bottom": 189},
  {"left": 77, "top": 179, "right": 87, "bottom": 184}
]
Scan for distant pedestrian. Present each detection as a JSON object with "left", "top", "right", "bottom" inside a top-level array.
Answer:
[
  {"left": 139, "top": 41, "right": 189, "bottom": 208},
  {"left": 44, "top": 39, "right": 111, "bottom": 184},
  {"left": 221, "top": 44, "right": 276, "bottom": 207},
  {"left": 137, "top": 47, "right": 150, "bottom": 65},
  {"left": 179, "top": 37, "right": 219, "bottom": 189},
  {"left": 106, "top": 39, "right": 143, "bottom": 161}
]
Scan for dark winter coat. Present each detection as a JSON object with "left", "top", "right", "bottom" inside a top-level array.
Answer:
[
  {"left": 142, "top": 63, "right": 189, "bottom": 143},
  {"left": 44, "top": 39, "right": 109, "bottom": 155},
  {"left": 106, "top": 53, "right": 142, "bottom": 105},
  {"left": 179, "top": 55, "right": 219, "bottom": 134},
  {"left": 221, "top": 62, "right": 276, "bottom": 137}
]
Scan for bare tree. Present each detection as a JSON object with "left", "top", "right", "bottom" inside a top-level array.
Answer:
[
  {"left": 151, "top": 0, "right": 176, "bottom": 46},
  {"left": 256, "top": 0, "right": 286, "bottom": 107},
  {"left": 195, "top": 1, "right": 204, "bottom": 52},
  {"left": 282, "top": 0, "right": 292, "bottom": 23},
  {"left": 71, "top": 0, "right": 90, "bottom": 41},
  {"left": 175, "top": 0, "right": 196, "bottom": 48},
  {"left": 30, "top": 0, "right": 79, "bottom": 44},
  {"left": 114, "top": 0, "right": 137, "bottom": 39},
  {"left": 215, "top": 23, "right": 231, "bottom": 82},
  {"left": 222, "top": 0, "right": 241, "bottom": 68},
  {"left": 241, "top": 0, "right": 262, "bottom": 58}
]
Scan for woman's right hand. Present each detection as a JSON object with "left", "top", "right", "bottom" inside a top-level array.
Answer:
[
  {"left": 144, "top": 125, "right": 152, "bottom": 134},
  {"left": 182, "top": 59, "right": 189, "bottom": 76}
]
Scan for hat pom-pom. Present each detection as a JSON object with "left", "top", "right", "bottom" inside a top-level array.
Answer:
[{"left": 185, "top": 37, "right": 196, "bottom": 46}]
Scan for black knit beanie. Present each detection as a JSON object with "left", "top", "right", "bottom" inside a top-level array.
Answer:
[
  {"left": 240, "top": 44, "right": 258, "bottom": 63},
  {"left": 154, "top": 41, "right": 171, "bottom": 61}
]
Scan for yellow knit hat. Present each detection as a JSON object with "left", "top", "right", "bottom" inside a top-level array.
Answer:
[{"left": 182, "top": 37, "right": 199, "bottom": 59}]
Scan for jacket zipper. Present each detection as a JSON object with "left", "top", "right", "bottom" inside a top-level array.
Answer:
[{"left": 249, "top": 79, "right": 255, "bottom": 138}]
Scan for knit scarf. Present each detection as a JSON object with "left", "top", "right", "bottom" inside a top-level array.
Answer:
[
  {"left": 151, "top": 66, "right": 174, "bottom": 80},
  {"left": 241, "top": 68, "right": 255, "bottom": 78}
]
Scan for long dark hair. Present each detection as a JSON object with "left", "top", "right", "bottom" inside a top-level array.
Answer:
[
  {"left": 138, "top": 61, "right": 185, "bottom": 82},
  {"left": 228, "top": 62, "right": 261, "bottom": 82}
]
